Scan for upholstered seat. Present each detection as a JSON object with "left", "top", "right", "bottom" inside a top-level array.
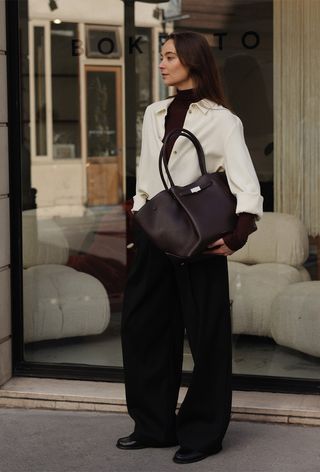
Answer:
[
  {"left": 22, "top": 210, "right": 110, "bottom": 343},
  {"left": 270, "top": 281, "right": 320, "bottom": 357},
  {"left": 227, "top": 212, "right": 310, "bottom": 337}
]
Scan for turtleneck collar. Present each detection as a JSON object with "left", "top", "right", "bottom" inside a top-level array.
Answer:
[{"left": 175, "top": 88, "right": 201, "bottom": 101}]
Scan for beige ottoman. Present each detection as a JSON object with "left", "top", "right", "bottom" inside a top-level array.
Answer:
[
  {"left": 227, "top": 211, "right": 310, "bottom": 337},
  {"left": 23, "top": 264, "right": 110, "bottom": 343},
  {"left": 270, "top": 282, "right": 320, "bottom": 357}
]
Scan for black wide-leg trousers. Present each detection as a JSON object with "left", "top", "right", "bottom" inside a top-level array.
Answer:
[{"left": 121, "top": 223, "right": 232, "bottom": 453}]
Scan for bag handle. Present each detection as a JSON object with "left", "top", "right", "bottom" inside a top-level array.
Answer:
[{"left": 159, "top": 128, "right": 207, "bottom": 190}]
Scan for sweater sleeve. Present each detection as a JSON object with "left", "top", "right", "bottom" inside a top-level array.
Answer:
[
  {"left": 223, "top": 212, "right": 257, "bottom": 251},
  {"left": 223, "top": 116, "right": 263, "bottom": 220}
]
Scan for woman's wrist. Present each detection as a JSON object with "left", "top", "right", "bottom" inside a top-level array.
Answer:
[
  {"left": 223, "top": 213, "right": 257, "bottom": 251},
  {"left": 223, "top": 232, "right": 245, "bottom": 251}
]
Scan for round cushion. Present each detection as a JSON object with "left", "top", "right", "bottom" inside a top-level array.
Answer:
[
  {"left": 228, "top": 261, "right": 307, "bottom": 337},
  {"left": 229, "top": 212, "right": 309, "bottom": 266},
  {"left": 23, "top": 264, "right": 110, "bottom": 343},
  {"left": 270, "top": 282, "right": 320, "bottom": 357}
]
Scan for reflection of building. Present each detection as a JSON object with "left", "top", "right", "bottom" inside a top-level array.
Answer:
[
  {"left": 1, "top": 0, "right": 320, "bottom": 417},
  {"left": 28, "top": 0, "right": 167, "bottom": 208}
]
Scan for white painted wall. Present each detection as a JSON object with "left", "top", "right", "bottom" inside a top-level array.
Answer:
[
  {"left": 29, "top": 0, "right": 161, "bottom": 26},
  {"left": 0, "top": 0, "right": 12, "bottom": 386},
  {"left": 32, "top": 162, "right": 83, "bottom": 207}
]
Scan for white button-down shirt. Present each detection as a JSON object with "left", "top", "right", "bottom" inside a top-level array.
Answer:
[{"left": 132, "top": 97, "right": 264, "bottom": 219}]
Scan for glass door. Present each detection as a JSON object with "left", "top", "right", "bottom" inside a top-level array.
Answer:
[{"left": 85, "top": 65, "right": 123, "bottom": 206}]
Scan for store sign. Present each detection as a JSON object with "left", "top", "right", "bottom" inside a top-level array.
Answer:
[
  {"left": 72, "top": 36, "right": 144, "bottom": 57},
  {"left": 214, "top": 31, "right": 260, "bottom": 50},
  {"left": 72, "top": 30, "right": 260, "bottom": 57}
]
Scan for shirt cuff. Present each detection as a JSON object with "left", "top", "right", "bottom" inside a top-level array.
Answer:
[
  {"left": 235, "top": 193, "right": 264, "bottom": 220},
  {"left": 132, "top": 194, "right": 147, "bottom": 212}
]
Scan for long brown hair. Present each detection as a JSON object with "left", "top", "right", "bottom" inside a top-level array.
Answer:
[{"left": 164, "top": 31, "right": 229, "bottom": 108}]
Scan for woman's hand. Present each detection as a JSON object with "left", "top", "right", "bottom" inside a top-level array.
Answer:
[{"left": 203, "top": 238, "right": 234, "bottom": 256}]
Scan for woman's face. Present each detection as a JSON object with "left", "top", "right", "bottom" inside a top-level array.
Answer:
[{"left": 159, "top": 39, "right": 194, "bottom": 90}]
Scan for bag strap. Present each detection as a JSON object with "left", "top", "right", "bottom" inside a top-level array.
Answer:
[{"left": 159, "top": 128, "right": 207, "bottom": 190}]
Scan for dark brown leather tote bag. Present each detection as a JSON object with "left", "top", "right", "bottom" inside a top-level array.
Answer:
[{"left": 134, "top": 128, "right": 238, "bottom": 259}]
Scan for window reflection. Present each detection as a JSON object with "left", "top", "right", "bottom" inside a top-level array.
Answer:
[
  {"left": 86, "top": 66, "right": 122, "bottom": 205},
  {"left": 87, "top": 70, "right": 117, "bottom": 159},
  {"left": 34, "top": 26, "right": 47, "bottom": 155},
  {"left": 51, "top": 22, "right": 80, "bottom": 159},
  {"left": 19, "top": 0, "right": 320, "bottom": 383}
]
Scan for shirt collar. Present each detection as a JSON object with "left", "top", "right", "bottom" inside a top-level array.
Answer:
[{"left": 153, "top": 97, "right": 221, "bottom": 115}]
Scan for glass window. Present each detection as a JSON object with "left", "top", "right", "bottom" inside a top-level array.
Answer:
[
  {"left": 22, "top": 2, "right": 128, "bottom": 369},
  {"left": 51, "top": 22, "right": 80, "bottom": 159},
  {"left": 34, "top": 26, "right": 47, "bottom": 156},
  {"left": 135, "top": 28, "right": 152, "bottom": 158},
  {"left": 86, "top": 66, "right": 123, "bottom": 205},
  {"left": 177, "top": 0, "right": 320, "bottom": 381},
  {"left": 86, "top": 69, "right": 117, "bottom": 159},
  {"left": 16, "top": 0, "right": 320, "bottom": 389}
]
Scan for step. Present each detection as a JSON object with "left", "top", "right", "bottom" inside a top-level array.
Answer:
[{"left": 1, "top": 377, "right": 320, "bottom": 426}]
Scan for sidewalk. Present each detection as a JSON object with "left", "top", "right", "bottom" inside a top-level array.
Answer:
[{"left": 0, "top": 408, "right": 319, "bottom": 472}]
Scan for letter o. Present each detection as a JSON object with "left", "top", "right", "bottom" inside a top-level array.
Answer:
[
  {"left": 97, "top": 37, "right": 115, "bottom": 55},
  {"left": 241, "top": 31, "right": 260, "bottom": 49}
]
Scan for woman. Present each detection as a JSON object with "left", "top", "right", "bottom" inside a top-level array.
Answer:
[{"left": 117, "top": 31, "right": 263, "bottom": 464}]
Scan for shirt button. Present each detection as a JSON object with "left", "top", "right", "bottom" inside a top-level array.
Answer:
[
  {"left": 188, "top": 110, "right": 192, "bottom": 114},
  {"left": 173, "top": 150, "right": 177, "bottom": 154}
]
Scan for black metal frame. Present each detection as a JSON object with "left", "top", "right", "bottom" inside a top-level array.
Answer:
[
  {"left": 6, "top": 0, "right": 320, "bottom": 395},
  {"left": 6, "top": 0, "right": 25, "bottom": 368}
]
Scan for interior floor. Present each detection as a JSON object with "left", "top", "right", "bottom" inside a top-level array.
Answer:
[{"left": 24, "top": 312, "right": 320, "bottom": 380}]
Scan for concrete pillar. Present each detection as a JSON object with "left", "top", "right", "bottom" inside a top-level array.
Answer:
[{"left": 0, "top": 0, "right": 12, "bottom": 387}]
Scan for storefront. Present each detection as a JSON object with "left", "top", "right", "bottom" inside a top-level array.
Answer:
[{"left": 1, "top": 0, "right": 320, "bottom": 395}]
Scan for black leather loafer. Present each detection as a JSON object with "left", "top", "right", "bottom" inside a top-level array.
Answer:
[
  {"left": 116, "top": 435, "right": 148, "bottom": 450},
  {"left": 173, "top": 444, "right": 222, "bottom": 464}
]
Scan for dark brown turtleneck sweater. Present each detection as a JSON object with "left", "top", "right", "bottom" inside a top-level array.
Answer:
[{"left": 162, "top": 88, "right": 257, "bottom": 251}]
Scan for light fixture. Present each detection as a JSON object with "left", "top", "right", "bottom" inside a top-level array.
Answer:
[{"left": 53, "top": 18, "right": 62, "bottom": 24}]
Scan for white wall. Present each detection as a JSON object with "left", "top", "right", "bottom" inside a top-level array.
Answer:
[
  {"left": 0, "top": 0, "right": 12, "bottom": 386},
  {"left": 29, "top": 0, "right": 161, "bottom": 26},
  {"left": 32, "top": 163, "right": 83, "bottom": 207}
]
